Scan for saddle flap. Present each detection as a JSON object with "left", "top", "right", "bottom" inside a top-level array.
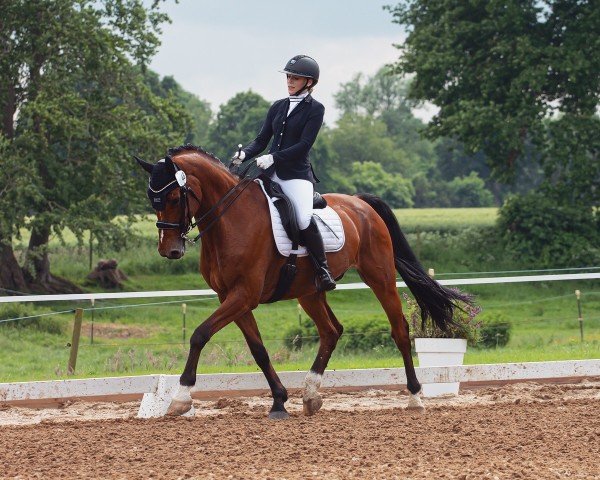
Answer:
[{"left": 255, "top": 179, "right": 345, "bottom": 258}]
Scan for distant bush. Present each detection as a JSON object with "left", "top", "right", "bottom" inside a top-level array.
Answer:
[
  {"left": 283, "top": 318, "right": 394, "bottom": 353},
  {"left": 337, "top": 321, "right": 394, "bottom": 352},
  {"left": 349, "top": 161, "right": 414, "bottom": 208},
  {"left": 412, "top": 171, "right": 494, "bottom": 208},
  {"left": 0, "top": 305, "right": 65, "bottom": 335},
  {"left": 498, "top": 193, "right": 600, "bottom": 267},
  {"left": 479, "top": 313, "right": 512, "bottom": 348},
  {"left": 446, "top": 172, "right": 494, "bottom": 207}
]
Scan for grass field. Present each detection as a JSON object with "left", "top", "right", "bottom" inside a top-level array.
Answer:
[
  {"left": 393, "top": 207, "right": 498, "bottom": 233},
  {"left": 2, "top": 208, "right": 598, "bottom": 383}
]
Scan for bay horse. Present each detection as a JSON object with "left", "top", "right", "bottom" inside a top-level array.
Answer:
[{"left": 136, "top": 144, "right": 471, "bottom": 419}]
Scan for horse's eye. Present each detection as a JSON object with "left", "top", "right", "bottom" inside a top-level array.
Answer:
[{"left": 169, "top": 198, "right": 179, "bottom": 207}]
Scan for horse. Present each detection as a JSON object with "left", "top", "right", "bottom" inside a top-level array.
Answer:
[{"left": 136, "top": 144, "right": 472, "bottom": 419}]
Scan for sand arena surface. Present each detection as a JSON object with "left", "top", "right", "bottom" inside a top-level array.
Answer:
[{"left": 1, "top": 380, "right": 599, "bottom": 479}]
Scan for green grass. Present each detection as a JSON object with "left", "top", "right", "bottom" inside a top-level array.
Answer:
[
  {"left": 1, "top": 278, "right": 598, "bottom": 382},
  {"left": 2, "top": 207, "right": 599, "bottom": 383},
  {"left": 393, "top": 207, "right": 498, "bottom": 233}
]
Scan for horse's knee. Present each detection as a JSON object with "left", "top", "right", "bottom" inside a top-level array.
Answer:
[{"left": 190, "top": 327, "right": 210, "bottom": 350}]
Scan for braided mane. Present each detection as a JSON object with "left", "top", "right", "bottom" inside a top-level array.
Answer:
[{"left": 167, "top": 144, "right": 224, "bottom": 165}]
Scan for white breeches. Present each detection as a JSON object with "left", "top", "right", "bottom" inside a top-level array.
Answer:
[{"left": 271, "top": 172, "right": 314, "bottom": 230}]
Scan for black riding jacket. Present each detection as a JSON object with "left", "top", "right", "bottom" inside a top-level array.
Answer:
[{"left": 242, "top": 95, "right": 325, "bottom": 183}]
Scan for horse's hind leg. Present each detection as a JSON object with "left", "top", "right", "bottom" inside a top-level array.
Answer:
[
  {"left": 236, "top": 312, "right": 289, "bottom": 420},
  {"left": 356, "top": 260, "right": 424, "bottom": 410},
  {"left": 298, "top": 292, "right": 342, "bottom": 416}
]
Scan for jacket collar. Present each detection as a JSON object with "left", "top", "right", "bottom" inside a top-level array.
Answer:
[{"left": 286, "top": 94, "right": 312, "bottom": 119}]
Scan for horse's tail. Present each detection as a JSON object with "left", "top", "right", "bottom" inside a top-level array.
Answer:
[{"left": 354, "top": 193, "right": 473, "bottom": 331}]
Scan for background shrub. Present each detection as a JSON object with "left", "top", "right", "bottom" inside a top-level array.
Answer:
[
  {"left": 497, "top": 193, "right": 600, "bottom": 267},
  {"left": 0, "top": 305, "right": 65, "bottom": 335},
  {"left": 479, "top": 312, "right": 512, "bottom": 348},
  {"left": 283, "top": 318, "right": 394, "bottom": 353}
]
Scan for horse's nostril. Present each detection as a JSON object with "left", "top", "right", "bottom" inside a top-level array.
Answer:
[{"left": 169, "top": 249, "right": 182, "bottom": 259}]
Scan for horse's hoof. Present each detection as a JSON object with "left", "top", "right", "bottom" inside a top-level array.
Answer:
[
  {"left": 303, "top": 395, "right": 323, "bottom": 416},
  {"left": 166, "top": 398, "right": 193, "bottom": 416},
  {"left": 268, "top": 410, "right": 290, "bottom": 420},
  {"left": 407, "top": 393, "right": 425, "bottom": 412}
]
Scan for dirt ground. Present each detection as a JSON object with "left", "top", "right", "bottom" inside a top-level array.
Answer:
[{"left": 1, "top": 380, "right": 599, "bottom": 479}]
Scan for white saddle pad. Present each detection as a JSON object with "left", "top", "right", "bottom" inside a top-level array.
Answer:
[{"left": 256, "top": 179, "right": 345, "bottom": 257}]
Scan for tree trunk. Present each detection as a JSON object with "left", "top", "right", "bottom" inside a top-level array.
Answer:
[
  {"left": 24, "top": 224, "right": 82, "bottom": 294},
  {"left": 0, "top": 237, "right": 28, "bottom": 294}
]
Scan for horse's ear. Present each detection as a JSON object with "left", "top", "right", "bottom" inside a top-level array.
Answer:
[
  {"left": 134, "top": 155, "right": 154, "bottom": 174},
  {"left": 164, "top": 155, "right": 176, "bottom": 175}
]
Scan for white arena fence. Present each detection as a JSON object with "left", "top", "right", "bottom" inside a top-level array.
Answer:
[
  {"left": 1, "top": 271, "right": 599, "bottom": 304},
  {"left": 1, "top": 360, "right": 599, "bottom": 418},
  {"left": 0, "top": 271, "right": 598, "bottom": 417}
]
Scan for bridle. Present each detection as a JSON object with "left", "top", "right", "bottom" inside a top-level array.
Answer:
[{"left": 151, "top": 158, "right": 258, "bottom": 244}]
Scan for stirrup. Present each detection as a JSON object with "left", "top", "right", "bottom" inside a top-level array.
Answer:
[{"left": 315, "top": 268, "right": 336, "bottom": 292}]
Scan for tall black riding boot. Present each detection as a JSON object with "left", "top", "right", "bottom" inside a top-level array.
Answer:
[{"left": 300, "top": 217, "right": 336, "bottom": 292}]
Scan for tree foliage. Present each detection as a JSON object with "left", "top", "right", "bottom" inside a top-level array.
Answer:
[
  {"left": 145, "top": 71, "right": 213, "bottom": 146},
  {"left": 208, "top": 91, "right": 271, "bottom": 160},
  {"left": 0, "top": 0, "right": 187, "bottom": 292},
  {"left": 498, "top": 193, "right": 599, "bottom": 267},
  {"left": 387, "top": 0, "right": 599, "bottom": 199}
]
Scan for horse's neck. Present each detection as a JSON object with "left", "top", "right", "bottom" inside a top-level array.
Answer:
[{"left": 182, "top": 155, "right": 239, "bottom": 215}]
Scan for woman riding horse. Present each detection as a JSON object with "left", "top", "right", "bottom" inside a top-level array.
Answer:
[
  {"left": 232, "top": 55, "right": 336, "bottom": 292},
  {"left": 136, "top": 61, "right": 472, "bottom": 420}
]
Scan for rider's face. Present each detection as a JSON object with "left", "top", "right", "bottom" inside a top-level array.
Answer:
[{"left": 287, "top": 74, "right": 312, "bottom": 95}]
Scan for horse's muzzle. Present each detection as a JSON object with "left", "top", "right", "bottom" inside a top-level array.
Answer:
[
  {"left": 158, "top": 235, "right": 185, "bottom": 259},
  {"left": 166, "top": 248, "right": 184, "bottom": 259}
]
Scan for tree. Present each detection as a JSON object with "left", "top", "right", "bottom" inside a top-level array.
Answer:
[
  {"left": 208, "top": 91, "right": 271, "bottom": 161},
  {"left": 387, "top": 0, "right": 599, "bottom": 198},
  {"left": 329, "top": 114, "right": 411, "bottom": 174},
  {"left": 333, "top": 67, "right": 438, "bottom": 178},
  {"left": 348, "top": 161, "right": 414, "bottom": 208},
  {"left": 334, "top": 68, "right": 413, "bottom": 118},
  {"left": 0, "top": 0, "right": 188, "bottom": 293},
  {"left": 145, "top": 71, "right": 213, "bottom": 146}
]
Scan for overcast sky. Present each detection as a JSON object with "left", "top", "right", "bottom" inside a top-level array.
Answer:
[{"left": 149, "top": 0, "right": 409, "bottom": 124}]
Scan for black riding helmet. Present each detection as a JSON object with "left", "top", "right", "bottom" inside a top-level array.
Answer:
[{"left": 280, "top": 55, "right": 320, "bottom": 91}]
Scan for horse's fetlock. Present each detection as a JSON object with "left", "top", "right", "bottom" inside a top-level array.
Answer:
[{"left": 274, "top": 387, "right": 288, "bottom": 403}]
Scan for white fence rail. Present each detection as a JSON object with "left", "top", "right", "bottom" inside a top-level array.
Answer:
[
  {"left": 1, "top": 360, "right": 598, "bottom": 418},
  {"left": 0, "top": 272, "right": 598, "bottom": 304}
]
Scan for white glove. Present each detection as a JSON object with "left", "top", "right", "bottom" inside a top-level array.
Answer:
[
  {"left": 256, "top": 154, "right": 274, "bottom": 169},
  {"left": 231, "top": 149, "right": 245, "bottom": 164}
]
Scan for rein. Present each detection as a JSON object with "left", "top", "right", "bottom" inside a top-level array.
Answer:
[{"left": 157, "top": 160, "right": 259, "bottom": 244}]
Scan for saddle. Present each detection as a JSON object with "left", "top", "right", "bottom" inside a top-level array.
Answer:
[
  {"left": 258, "top": 174, "right": 327, "bottom": 245},
  {"left": 257, "top": 174, "right": 327, "bottom": 304}
]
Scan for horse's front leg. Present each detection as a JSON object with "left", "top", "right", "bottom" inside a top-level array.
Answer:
[
  {"left": 298, "top": 293, "right": 342, "bottom": 416},
  {"left": 167, "top": 293, "right": 251, "bottom": 416},
  {"left": 236, "top": 312, "right": 289, "bottom": 419}
]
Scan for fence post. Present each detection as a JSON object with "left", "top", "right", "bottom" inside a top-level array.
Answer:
[
  {"left": 428, "top": 268, "right": 435, "bottom": 279},
  {"left": 182, "top": 303, "right": 187, "bottom": 343},
  {"left": 67, "top": 308, "right": 84, "bottom": 375},
  {"left": 297, "top": 302, "right": 302, "bottom": 326},
  {"left": 575, "top": 290, "right": 583, "bottom": 342},
  {"left": 89, "top": 232, "right": 93, "bottom": 271},
  {"left": 90, "top": 298, "right": 95, "bottom": 345}
]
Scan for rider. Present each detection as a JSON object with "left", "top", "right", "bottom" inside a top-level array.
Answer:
[{"left": 232, "top": 54, "right": 336, "bottom": 292}]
